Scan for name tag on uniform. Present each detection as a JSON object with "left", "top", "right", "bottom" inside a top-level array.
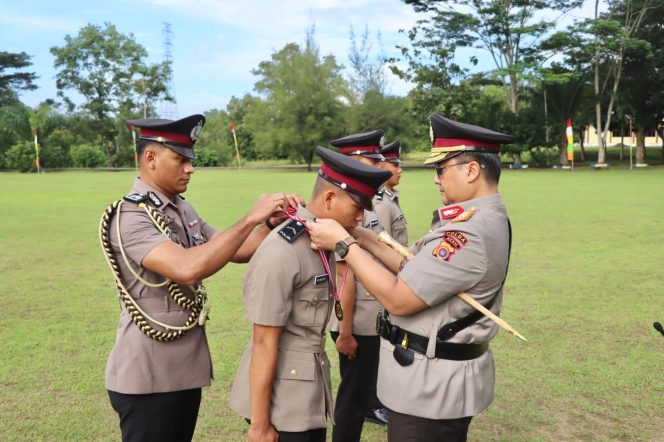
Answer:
[{"left": 314, "top": 274, "right": 328, "bottom": 285}]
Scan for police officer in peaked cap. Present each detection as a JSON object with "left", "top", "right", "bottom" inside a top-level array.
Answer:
[
  {"left": 374, "top": 140, "right": 408, "bottom": 248},
  {"left": 327, "top": 128, "right": 392, "bottom": 440},
  {"left": 306, "top": 114, "right": 515, "bottom": 441},
  {"left": 229, "top": 146, "right": 391, "bottom": 442},
  {"left": 101, "top": 114, "right": 302, "bottom": 442}
]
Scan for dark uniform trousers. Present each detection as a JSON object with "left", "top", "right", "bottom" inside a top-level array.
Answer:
[
  {"left": 387, "top": 409, "right": 472, "bottom": 442},
  {"left": 244, "top": 420, "right": 326, "bottom": 442},
  {"left": 330, "top": 332, "right": 380, "bottom": 442},
  {"left": 278, "top": 428, "right": 327, "bottom": 442},
  {"left": 108, "top": 388, "right": 201, "bottom": 442}
]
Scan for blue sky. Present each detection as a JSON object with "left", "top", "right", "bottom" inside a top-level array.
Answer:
[{"left": 1, "top": 0, "right": 600, "bottom": 117}]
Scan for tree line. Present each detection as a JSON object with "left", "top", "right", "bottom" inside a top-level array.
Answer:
[{"left": 1, "top": 0, "right": 662, "bottom": 172}]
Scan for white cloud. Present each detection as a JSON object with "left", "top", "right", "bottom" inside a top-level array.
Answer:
[{"left": 0, "top": 12, "right": 83, "bottom": 33}]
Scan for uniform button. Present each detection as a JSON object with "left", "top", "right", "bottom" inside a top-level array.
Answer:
[
  {"left": 312, "top": 296, "right": 318, "bottom": 302},
  {"left": 321, "top": 360, "right": 325, "bottom": 366},
  {"left": 290, "top": 369, "right": 298, "bottom": 377},
  {"left": 366, "top": 292, "right": 371, "bottom": 297}
]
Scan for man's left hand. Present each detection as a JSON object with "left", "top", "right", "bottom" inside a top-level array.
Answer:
[
  {"left": 267, "top": 193, "right": 305, "bottom": 226},
  {"left": 306, "top": 218, "right": 349, "bottom": 251}
]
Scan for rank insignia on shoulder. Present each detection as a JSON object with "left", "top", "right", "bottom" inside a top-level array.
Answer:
[
  {"left": 147, "top": 191, "right": 164, "bottom": 207},
  {"left": 439, "top": 205, "right": 464, "bottom": 220},
  {"left": 123, "top": 193, "right": 148, "bottom": 204},
  {"left": 450, "top": 207, "right": 478, "bottom": 224},
  {"left": 278, "top": 219, "right": 306, "bottom": 243},
  {"left": 383, "top": 188, "right": 394, "bottom": 198},
  {"left": 376, "top": 190, "right": 384, "bottom": 201},
  {"left": 369, "top": 219, "right": 379, "bottom": 228}
]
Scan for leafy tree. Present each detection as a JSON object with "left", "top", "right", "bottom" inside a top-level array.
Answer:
[
  {"left": 246, "top": 29, "right": 346, "bottom": 171},
  {"left": 0, "top": 103, "right": 31, "bottom": 168},
  {"left": 4, "top": 141, "right": 37, "bottom": 172},
  {"left": 0, "top": 51, "right": 38, "bottom": 106},
  {"left": 619, "top": 0, "right": 664, "bottom": 164},
  {"left": 545, "top": 0, "right": 654, "bottom": 164},
  {"left": 347, "top": 25, "right": 387, "bottom": 101},
  {"left": 400, "top": 0, "right": 584, "bottom": 164},
  {"left": 50, "top": 23, "right": 173, "bottom": 165}
]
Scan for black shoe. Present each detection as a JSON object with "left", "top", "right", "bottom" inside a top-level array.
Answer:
[{"left": 365, "top": 408, "right": 388, "bottom": 425}]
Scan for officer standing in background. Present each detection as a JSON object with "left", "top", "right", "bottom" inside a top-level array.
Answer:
[
  {"left": 327, "top": 129, "right": 389, "bottom": 440},
  {"left": 374, "top": 139, "right": 408, "bottom": 247},
  {"left": 306, "top": 113, "right": 514, "bottom": 441},
  {"left": 229, "top": 146, "right": 391, "bottom": 442},
  {"left": 100, "top": 115, "right": 297, "bottom": 442}
]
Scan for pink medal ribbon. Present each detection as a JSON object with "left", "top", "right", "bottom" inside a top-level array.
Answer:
[{"left": 286, "top": 207, "right": 349, "bottom": 320}]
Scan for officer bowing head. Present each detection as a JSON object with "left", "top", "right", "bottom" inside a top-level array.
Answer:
[
  {"left": 426, "top": 113, "right": 514, "bottom": 205},
  {"left": 127, "top": 114, "right": 205, "bottom": 200},
  {"left": 312, "top": 146, "right": 391, "bottom": 229}
]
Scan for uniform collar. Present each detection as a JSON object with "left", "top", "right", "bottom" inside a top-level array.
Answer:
[
  {"left": 431, "top": 193, "right": 503, "bottom": 228},
  {"left": 295, "top": 205, "right": 316, "bottom": 222},
  {"left": 132, "top": 177, "right": 178, "bottom": 211}
]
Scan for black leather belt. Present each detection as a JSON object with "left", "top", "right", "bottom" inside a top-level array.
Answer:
[{"left": 377, "top": 313, "right": 488, "bottom": 365}]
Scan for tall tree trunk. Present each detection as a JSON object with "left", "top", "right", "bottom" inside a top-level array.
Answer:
[
  {"left": 306, "top": 149, "right": 313, "bottom": 172},
  {"left": 594, "top": 0, "right": 606, "bottom": 165},
  {"left": 579, "top": 125, "right": 587, "bottom": 161},
  {"left": 660, "top": 128, "right": 664, "bottom": 161},
  {"left": 635, "top": 128, "right": 646, "bottom": 164},
  {"left": 559, "top": 126, "right": 570, "bottom": 165}
]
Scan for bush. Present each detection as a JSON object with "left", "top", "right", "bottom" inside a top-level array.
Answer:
[
  {"left": 4, "top": 141, "right": 39, "bottom": 172},
  {"left": 528, "top": 146, "right": 559, "bottom": 167},
  {"left": 41, "top": 145, "right": 70, "bottom": 168},
  {"left": 70, "top": 144, "right": 108, "bottom": 168},
  {"left": 193, "top": 145, "right": 222, "bottom": 167}
]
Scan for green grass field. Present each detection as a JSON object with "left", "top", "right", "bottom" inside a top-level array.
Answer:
[{"left": 1, "top": 167, "right": 663, "bottom": 441}]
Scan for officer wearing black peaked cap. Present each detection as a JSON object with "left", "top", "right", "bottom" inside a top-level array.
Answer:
[
  {"left": 327, "top": 128, "right": 392, "bottom": 440},
  {"left": 375, "top": 140, "right": 408, "bottom": 248},
  {"left": 229, "top": 146, "right": 390, "bottom": 442},
  {"left": 306, "top": 114, "right": 515, "bottom": 441},
  {"left": 101, "top": 115, "right": 299, "bottom": 441}
]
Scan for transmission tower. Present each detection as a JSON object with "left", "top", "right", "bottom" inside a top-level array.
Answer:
[{"left": 159, "top": 22, "right": 179, "bottom": 120}]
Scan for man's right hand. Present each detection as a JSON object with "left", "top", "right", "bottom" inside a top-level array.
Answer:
[
  {"left": 248, "top": 422, "right": 278, "bottom": 442},
  {"left": 248, "top": 193, "right": 287, "bottom": 225},
  {"left": 336, "top": 332, "right": 358, "bottom": 360}
]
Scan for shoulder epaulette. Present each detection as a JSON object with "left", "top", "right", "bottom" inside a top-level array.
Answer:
[
  {"left": 376, "top": 190, "right": 384, "bottom": 201},
  {"left": 123, "top": 193, "right": 148, "bottom": 204},
  {"left": 277, "top": 219, "right": 306, "bottom": 243},
  {"left": 450, "top": 207, "right": 478, "bottom": 224}
]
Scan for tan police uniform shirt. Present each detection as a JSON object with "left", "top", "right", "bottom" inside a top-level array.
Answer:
[
  {"left": 328, "top": 210, "right": 384, "bottom": 336},
  {"left": 229, "top": 207, "right": 335, "bottom": 432},
  {"left": 377, "top": 193, "right": 510, "bottom": 419},
  {"left": 105, "top": 178, "right": 216, "bottom": 394},
  {"left": 373, "top": 187, "right": 408, "bottom": 247}
]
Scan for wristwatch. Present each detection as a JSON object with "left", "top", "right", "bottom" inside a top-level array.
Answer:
[{"left": 335, "top": 236, "right": 357, "bottom": 259}]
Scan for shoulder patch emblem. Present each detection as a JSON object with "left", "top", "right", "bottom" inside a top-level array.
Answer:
[
  {"left": 450, "top": 207, "right": 478, "bottom": 224},
  {"left": 432, "top": 231, "right": 469, "bottom": 261},
  {"left": 439, "top": 205, "right": 464, "bottom": 219},
  {"left": 147, "top": 191, "right": 164, "bottom": 207},
  {"left": 278, "top": 219, "right": 306, "bottom": 243},
  {"left": 123, "top": 193, "right": 148, "bottom": 204},
  {"left": 376, "top": 191, "right": 384, "bottom": 201}
]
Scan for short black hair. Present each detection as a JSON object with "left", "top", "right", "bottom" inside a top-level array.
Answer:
[
  {"left": 454, "top": 151, "right": 502, "bottom": 184},
  {"left": 136, "top": 140, "right": 163, "bottom": 160}
]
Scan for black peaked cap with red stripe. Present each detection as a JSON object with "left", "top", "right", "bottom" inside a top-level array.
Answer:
[
  {"left": 316, "top": 146, "right": 392, "bottom": 210},
  {"left": 330, "top": 128, "right": 385, "bottom": 160},
  {"left": 425, "top": 113, "right": 514, "bottom": 165},
  {"left": 127, "top": 114, "right": 206, "bottom": 160},
  {"left": 380, "top": 140, "right": 401, "bottom": 163}
]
